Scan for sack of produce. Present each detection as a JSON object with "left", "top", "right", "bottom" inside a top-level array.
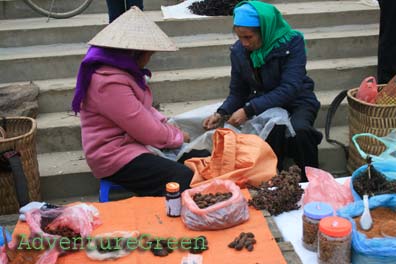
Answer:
[
  {"left": 25, "top": 203, "right": 101, "bottom": 239},
  {"left": 181, "top": 179, "right": 249, "bottom": 230},
  {"left": 337, "top": 194, "right": 396, "bottom": 264},
  {"left": 351, "top": 161, "right": 396, "bottom": 201}
]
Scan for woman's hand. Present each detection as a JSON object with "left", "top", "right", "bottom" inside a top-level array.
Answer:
[
  {"left": 203, "top": 113, "right": 222, "bottom": 130},
  {"left": 227, "top": 108, "right": 248, "bottom": 127}
]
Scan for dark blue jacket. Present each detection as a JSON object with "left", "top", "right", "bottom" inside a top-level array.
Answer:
[{"left": 218, "top": 35, "right": 320, "bottom": 117}]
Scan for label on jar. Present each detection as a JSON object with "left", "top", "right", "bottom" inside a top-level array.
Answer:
[{"left": 166, "top": 197, "right": 181, "bottom": 217}]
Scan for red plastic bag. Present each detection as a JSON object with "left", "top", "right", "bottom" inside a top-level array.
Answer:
[
  {"left": 303, "top": 167, "right": 353, "bottom": 210},
  {"left": 356, "top": 76, "right": 378, "bottom": 103},
  {"left": 25, "top": 203, "right": 101, "bottom": 239},
  {"left": 181, "top": 179, "right": 249, "bottom": 230}
]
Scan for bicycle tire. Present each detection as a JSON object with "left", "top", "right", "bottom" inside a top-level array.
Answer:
[{"left": 23, "top": 0, "right": 94, "bottom": 19}]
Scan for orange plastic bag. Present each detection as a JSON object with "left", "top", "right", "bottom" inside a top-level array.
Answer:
[
  {"left": 303, "top": 167, "right": 353, "bottom": 210},
  {"left": 185, "top": 128, "right": 277, "bottom": 188},
  {"left": 356, "top": 76, "right": 378, "bottom": 104},
  {"left": 181, "top": 179, "right": 249, "bottom": 230}
]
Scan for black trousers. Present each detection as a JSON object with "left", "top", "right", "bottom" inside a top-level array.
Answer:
[
  {"left": 106, "top": 150, "right": 210, "bottom": 196},
  {"left": 106, "top": 0, "right": 144, "bottom": 23},
  {"left": 378, "top": 0, "right": 396, "bottom": 84},
  {"left": 266, "top": 104, "right": 323, "bottom": 182}
]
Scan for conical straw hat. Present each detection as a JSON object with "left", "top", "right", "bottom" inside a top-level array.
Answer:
[{"left": 89, "top": 7, "right": 178, "bottom": 51}]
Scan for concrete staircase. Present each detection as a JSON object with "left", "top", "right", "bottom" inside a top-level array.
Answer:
[{"left": 0, "top": 0, "right": 379, "bottom": 200}]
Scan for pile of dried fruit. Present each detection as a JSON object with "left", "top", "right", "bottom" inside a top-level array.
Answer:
[
  {"left": 352, "top": 164, "right": 396, "bottom": 198},
  {"left": 149, "top": 239, "right": 174, "bottom": 257},
  {"left": 193, "top": 192, "right": 232, "bottom": 209},
  {"left": 148, "top": 236, "right": 209, "bottom": 257},
  {"left": 228, "top": 232, "right": 256, "bottom": 251},
  {"left": 189, "top": 236, "right": 209, "bottom": 254},
  {"left": 188, "top": 0, "right": 244, "bottom": 16},
  {"left": 248, "top": 165, "right": 304, "bottom": 215}
]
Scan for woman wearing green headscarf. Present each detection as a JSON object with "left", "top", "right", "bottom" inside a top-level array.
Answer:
[{"left": 203, "top": 1, "right": 322, "bottom": 181}]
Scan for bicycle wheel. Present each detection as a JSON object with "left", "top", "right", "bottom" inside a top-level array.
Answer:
[{"left": 23, "top": 0, "right": 94, "bottom": 19}]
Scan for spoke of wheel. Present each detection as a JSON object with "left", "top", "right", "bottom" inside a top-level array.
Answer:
[{"left": 47, "top": 0, "right": 56, "bottom": 22}]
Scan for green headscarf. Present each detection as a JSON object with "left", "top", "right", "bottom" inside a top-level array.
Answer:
[{"left": 234, "top": 1, "right": 303, "bottom": 68}]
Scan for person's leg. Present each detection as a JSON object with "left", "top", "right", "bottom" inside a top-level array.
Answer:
[
  {"left": 287, "top": 105, "right": 323, "bottom": 182},
  {"left": 105, "top": 0, "right": 125, "bottom": 23},
  {"left": 105, "top": 153, "right": 193, "bottom": 196},
  {"left": 377, "top": 0, "right": 396, "bottom": 83},
  {"left": 126, "top": 0, "right": 144, "bottom": 10},
  {"left": 106, "top": 0, "right": 144, "bottom": 23},
  {"left": 265, "top": 125, "right": 287, "bottom": 172}
]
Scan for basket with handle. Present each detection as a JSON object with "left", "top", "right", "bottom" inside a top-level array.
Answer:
[
  {"left": 347, "top": 87, "right": 396, "bottom": 172},
  {"left": 325, "top": 85, "right": 396, "bottom": 174},
  {"left": 0, "top": 117, "right": 41, "bottom": 215},
  {"left": 352, "top": 130, "right": 396, "bottom": 163}
]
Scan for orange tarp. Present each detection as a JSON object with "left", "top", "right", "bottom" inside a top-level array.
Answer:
[{"left": 12, "top": 190, "right": 286, "bottom": 264}]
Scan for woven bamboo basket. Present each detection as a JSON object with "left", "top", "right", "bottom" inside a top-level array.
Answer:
[
  {"left": 0, "top": 117, "right": 40, "bottom": 215},
  {"left": 347, "top": 86, "right": 396, "bottom": 173}
]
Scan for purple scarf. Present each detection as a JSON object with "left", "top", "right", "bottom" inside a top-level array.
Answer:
[{"left": 71, "top": 46, "right": 151, "bottom": 113}]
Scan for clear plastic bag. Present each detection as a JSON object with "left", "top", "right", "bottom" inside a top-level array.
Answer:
[
  {"left": 85, "top": 230, "right": 140, "bottom": 261},
  {"left": 25, "top": 203, "right": 101, "bottom": 239},
  {"left": 303, "top": 167, "right": 354, "bottom": 210},
  {"left": 181, "top": 179, "right": 249, "bottom": 230}
]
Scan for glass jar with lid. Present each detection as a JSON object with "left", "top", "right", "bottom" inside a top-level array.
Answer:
[
  {"left": 302, "top": 202, "right": 334, "bottom": 251},
  {"left": 318, "top": 216, "right": 352, "bottom": 264}
]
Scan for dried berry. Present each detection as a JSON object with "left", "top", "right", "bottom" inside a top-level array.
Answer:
[
  {"left": 248, "top": 165, "right": 304, "bottom": 215},
  {"left": 228, "top": 232, "right": 255, "bottom": 252},
  {"left": 193, "top": 192, "right": 232, "bottom": 209},
  {"left": 188, "top": 0, "right": 244, "bottom": 16},
  {"left": 189, "top": 236, "right": 209, "bottom": 254},
  {"left": 149, "top": 239, "right": 171, "bottom": 257}
]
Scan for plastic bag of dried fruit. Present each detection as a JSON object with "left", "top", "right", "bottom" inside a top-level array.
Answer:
[
  {"left": 181, "top": 179, "right": 249, "bottom": 230},
  {"left": 337, "top": 194, "right": 396, "bottom": 263},
  {"left": 25, "top": 203, "right": 101, "bottom": 239}
]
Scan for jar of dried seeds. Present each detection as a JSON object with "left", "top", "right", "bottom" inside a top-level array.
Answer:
[
  {"left": 302, "top": 202, "right": 333, "bottom": 251},
  {"left": 318, "top": 216, "right": 352, "bottom": 264}
]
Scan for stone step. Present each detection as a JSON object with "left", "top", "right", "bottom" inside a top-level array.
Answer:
[
  {"left": 36, "top": 125, "right": 349, "bottom": 199},
  {"left": 0, "top": 0, "right": 179, "bottom": 19},
  {"left": 35, "top": 88, "right": 347, "bottom": 154},
  {"left": 0, "top": 1, "right": 379, "bottom": 47},
  {"left": 34, "top": 56, "right": 376, "bottom": 113},
  {"left": 0, "top": 0, "right": 378, "bottom": 25},
  {"left": 0, "top": 24, "right": 378, "bottom": 83}
]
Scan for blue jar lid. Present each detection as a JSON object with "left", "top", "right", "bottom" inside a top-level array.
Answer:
[{"left": 303, "top": 202, "right": 333, "bottom": 220}]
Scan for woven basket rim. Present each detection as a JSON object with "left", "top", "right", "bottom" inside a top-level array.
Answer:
[
  {"left": 0, "top": 116, "right": 36, "bottom": 143},
  {"left": 348, "top": 87, "right": 396, "bottom": 108}
]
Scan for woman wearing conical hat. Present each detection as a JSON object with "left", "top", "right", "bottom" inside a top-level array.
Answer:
[
  {"left": 203, "top": 1, "right": 323, "bottom": 181},
  {"left": 72, "top": 7, "right": 194, "bottom": 196}
]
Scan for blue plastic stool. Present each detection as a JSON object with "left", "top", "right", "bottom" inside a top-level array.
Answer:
[
  {"left": 0, "top": 226, "right": 12, "bottom": 246},
  {"left": 99, "top": 179, "right": 125, "bottom": 202}
]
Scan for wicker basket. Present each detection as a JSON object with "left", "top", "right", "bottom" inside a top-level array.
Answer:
[
  {"left": 0, "top": 117, "right": 41, "bottom": 215},
  {"left": 347, "top": 86, "right": 396, "bottom": 173}
]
